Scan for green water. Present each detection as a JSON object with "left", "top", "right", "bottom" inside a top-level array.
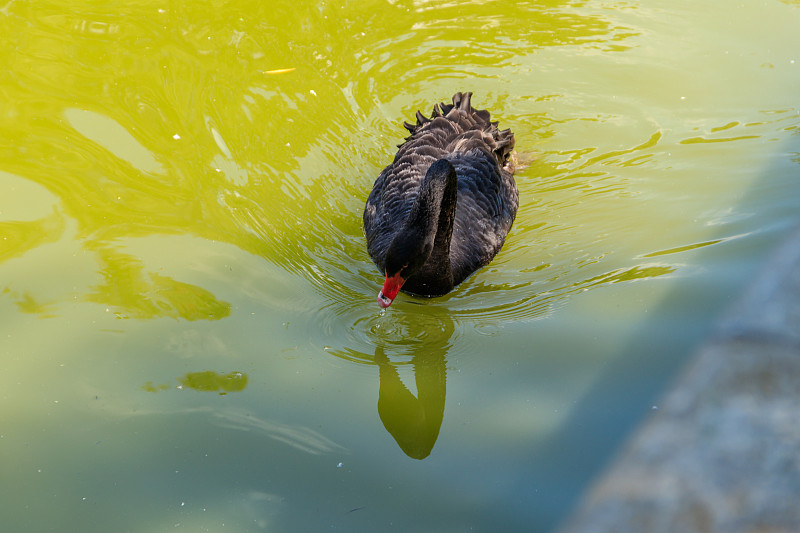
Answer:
[{"left": 2, "top": 0, "right": 799, "bottom": 531}]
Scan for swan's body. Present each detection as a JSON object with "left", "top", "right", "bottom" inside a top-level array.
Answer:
[{"left": 363, "top": 92, "right": 518, "bottom": 307}]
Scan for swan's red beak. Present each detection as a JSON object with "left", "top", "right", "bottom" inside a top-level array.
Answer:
[{"left": 378, "top": 272, "right": 405, "bottom": 308}]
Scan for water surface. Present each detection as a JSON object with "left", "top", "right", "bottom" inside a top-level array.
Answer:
[{"left": 1, "top": 0, "right": 800, "bottom": 531}]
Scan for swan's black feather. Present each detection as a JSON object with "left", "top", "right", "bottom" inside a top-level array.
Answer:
[{"left": 363, "top": 92, "right": 518, "bottom": 297}]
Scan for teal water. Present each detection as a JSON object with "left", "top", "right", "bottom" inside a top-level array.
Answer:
[{"left": 1, "top": 0, "right": 799, "bottom": 531}]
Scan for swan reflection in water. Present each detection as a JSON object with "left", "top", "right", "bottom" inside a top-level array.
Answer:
[
  {"left": 369, "top": 309, "right": 454, "bottom": 460},
  {"left": 375, "top": 344, "right": 446, "bottom": 460}
]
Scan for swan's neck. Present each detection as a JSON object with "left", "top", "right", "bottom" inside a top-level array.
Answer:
[
  {"left": 406, "top": 160, "right": 456, "bottom": 285},
  {"left": 429, "top": 169, "right": 456, "bottom": 267}
]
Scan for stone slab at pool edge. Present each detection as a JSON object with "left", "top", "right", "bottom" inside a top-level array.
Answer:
[{"left": 558, "top": 225, "right": 800, "bottom": 533}]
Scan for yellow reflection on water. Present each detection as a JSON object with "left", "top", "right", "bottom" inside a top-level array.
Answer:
[
  {"left": 10, "top": 290, "right": 57, "bottom": 318},
  {"left": 0, "top": 210, "right": 64, "bottom": 262},
  {"left": 0, "top": 0, "right": 664, "bottom": 326},
  {"left": 144, "top": 371, "right": 248, "bottom": 394},
  {"left": 84, "top": 246, "right": 231, "bottom": 321}
]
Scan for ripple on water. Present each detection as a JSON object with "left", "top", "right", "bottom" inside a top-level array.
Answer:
[
  {"left": 233, "top": 124, "right": 695, "bottom": 366},
  {"left": 225, "top": 35, "right": 750, "bottom": 366}
]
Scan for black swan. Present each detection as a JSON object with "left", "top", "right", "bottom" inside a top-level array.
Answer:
[{"left": 363, "top": 92, "right": 518, "bottom": 308}]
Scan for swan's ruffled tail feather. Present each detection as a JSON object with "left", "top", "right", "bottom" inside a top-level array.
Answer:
[{"left": 399, "top": 92, "right": 515, "bottom": 168}]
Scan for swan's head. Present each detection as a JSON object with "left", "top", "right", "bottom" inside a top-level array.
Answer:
[
  {"left": 378, "top": 271, "right": 405, "bottom": 308},
  {"left": 378, "top": 230, "right": 433, "bottom": 308}
]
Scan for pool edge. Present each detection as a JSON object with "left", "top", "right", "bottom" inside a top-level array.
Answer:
[{"left": 557, "top": 224, "right": 800, "bottom": 533}]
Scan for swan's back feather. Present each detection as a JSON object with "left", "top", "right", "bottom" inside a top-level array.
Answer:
[{"left": 364, "top": 92, "right": 518, "bottom": 288}]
